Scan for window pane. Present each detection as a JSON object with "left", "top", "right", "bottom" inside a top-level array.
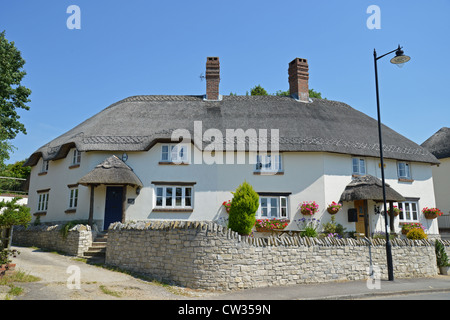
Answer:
[
  {"left": 156, "top": 187, "right": 163, "bottom": 197},
  {"left": 405, "top": 203, "right": 411, "bottom": 220},
  {"left": 175, "top": 187, "right": 182, "bottom": 206},
  {"left": 352, "top": 158, "right": 359, "bottom": 173},
  {"left": 412, "top": 202, "right": 418, "bottom": 220},
  {"left": 162, "top": 146, "right": 169, "bottom": 161},
  {"left": 185, "top": 188, "right": 191, "bottom": 197},
  {"left": 166, "top": 188, "right": 172, "bottom": 206},
  {"left": 360, "top": 159, "right": 366, "bottom": 174},
  {"left": 398, "top": 203, "right": 404, "bottom": 220}
]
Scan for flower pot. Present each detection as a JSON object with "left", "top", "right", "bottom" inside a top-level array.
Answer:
[
  {"left": 424, "top": 212, "right": 438, "bottom": 219},
  {"left": 440, "top": 266, "right": 450, "bottom": 275},
  {"left": 327, "top": 208, "right": 339, "bottom": 214}
]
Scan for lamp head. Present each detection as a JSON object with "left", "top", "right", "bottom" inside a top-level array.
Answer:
[{"left": 390, "top": 45, "right": 411, "bottom": 67}]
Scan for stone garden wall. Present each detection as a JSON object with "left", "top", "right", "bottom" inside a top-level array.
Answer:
[
  {"left": 105, "top": 221, "right": 448, "bottom": 291},
  {"left": 12, "top": 224, "right": 95, "bottom": 256}
]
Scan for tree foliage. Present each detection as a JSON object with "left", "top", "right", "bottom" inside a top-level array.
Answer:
[
  {"left": 0, "top": 197, "right": 31, "bottom": 228},
  {"left": 250, "top": 84, "right": 268, "bottom": 96},
  {"left": 0, "top": 31, "right": 31, "bottom": 165},
  {"left": 227, "top": 181, "right": 259, "bottom": 235}
]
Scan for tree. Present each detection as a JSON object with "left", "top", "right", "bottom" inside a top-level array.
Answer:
[
  {"left": 250, "top": 84, "right": 268, "bottom": 96},
  {"left": 274, "top": 88, "right": 324, "bottom": 99},
  {"left": 0, "top": 197, "right": 31, "bottom": 250},
  {"left": 228, "top": 181, "right": 259, "bottom": 235},
  {"left": 0, "top": 31, "right": 31, "bottom": 163}
]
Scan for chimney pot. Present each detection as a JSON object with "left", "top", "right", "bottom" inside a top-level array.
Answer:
[
  {"left": 288, "top": 57, "right": 309, "bottom": 102},
  {"left": 205, "top": 57, "right": 220, "bottom": 100}
]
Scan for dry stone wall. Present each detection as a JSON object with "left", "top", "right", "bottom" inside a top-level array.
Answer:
[
  {"left": 13, "top": 224, "right": 95, "bottom": 256},
  {"left": 105, "top": 221, "right": 445, "bottom": 290}
]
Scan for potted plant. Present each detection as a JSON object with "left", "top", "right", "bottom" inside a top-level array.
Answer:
[
  {"left": 400, "top": 222, "right": 425, "bottom": 235},
  {"left": 254, "top": 219, "right": 289, "bottom": 232},
  {"left": 387, "top": 205, "right": 402, "bottom": 217},
  {"left": 0, "top": 249, "right": 19, "bottom": 277},
  {"left": 222, "top": 200, "right": 232, "bottom": 213},
  {"left": 435, "top": 240, "right": 450, "bottom": 275},
  {"left": 300, "top": 201, "right": 319, "bottom": 216},
  {"left": 326, "top": 201, "right": 342, "bottom": 214},
  {"left": 422, "top": 207, "right": 443, "bottom": 220}
]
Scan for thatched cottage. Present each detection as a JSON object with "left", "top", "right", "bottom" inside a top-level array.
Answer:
[
  {"left": 24, "top": 57, "right": 440, "bottom": 236},
  {"left": 422, "top": 127, "right": 450, "bottom": 230}
]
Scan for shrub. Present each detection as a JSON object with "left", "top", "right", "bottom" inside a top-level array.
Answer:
[
  {"left": 435, "top": 240, "right": 450, "bottom": 267},
  {"left": 406, "top": 228, "right": 428, "bottom": 240},
  {"left": 227, "top": 182, "right": 259, "bottom": 235}
]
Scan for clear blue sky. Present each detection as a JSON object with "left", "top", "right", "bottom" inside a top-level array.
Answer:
[{"left": 1, "top": 0, "right": 449, "bottom": 164}]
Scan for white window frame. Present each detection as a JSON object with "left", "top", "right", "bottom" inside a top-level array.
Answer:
[
  {"left": 155, "top": 186, "right": 193, "bottom": 209},
  {"left": 257, "top": 196, "right": 288, "bottom": 219},
  {"left": 37, "top": 192, "right": 49, "bottom": 212},
  {"left": 161, "top": 144, "right": 189, "bottom": 164},
  {"left": 397, "top": 200, "right": 419, "bottom": 222},
  {"left": 68, "top": 187, "right": 79, "bottom": 209},
  {"left": 352, "top": 157, "right": 366, "bottom": 175},
  {"left": 72, "top": 149, "right": 81, "bottom": 165},
  {"left": 41, "top": 160, "right": 49, "bottom": 173},
  {"left": 256, "top": 154, "right": 282, "bottom": 173},
  {"left": 397, "top": 162, "right": 411, "bottom": 179}
]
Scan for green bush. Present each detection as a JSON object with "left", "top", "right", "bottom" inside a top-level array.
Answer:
[
  {"left": 435, "top": 240, "right": 450, "bottom": 267},
  {"left": 227, "top": 182, "right": 259, "bottom": 235},
  {"left": 406, "top": 228, "right": 427, "bottom": 240}
]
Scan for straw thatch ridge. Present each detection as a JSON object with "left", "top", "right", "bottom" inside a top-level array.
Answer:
[
  {"left": 78, "top": 155, "right": 143, "bottom": 187},
  {"left": 421, "top": 127, "right": 450, "bottom": 159},
  {"left": 339, "top": 174, "right": 405, "bottom": 202},
  {"left": 24, "top": 95, "right": 439, "bottom": 167}
]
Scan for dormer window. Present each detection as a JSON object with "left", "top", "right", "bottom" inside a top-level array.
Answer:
[
  {"left": 352, "top": 157, "right": 366, "bottom": 176},
  {"left": 160, "top": 144, "right": 189, "bottom": 164},
  {"left": 255, "top": 154, "right": 282, "bottom": 173},
  {"left": 41, "top": 160, "right": 49, "bottom": 173},
  {"left": 72, "top": 149, "right": 81, "bottom": 165}
]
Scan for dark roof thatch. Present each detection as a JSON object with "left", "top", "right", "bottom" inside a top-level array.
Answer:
[
  {"left": 24, "top": 95, "right": 439, "bottom": 166},
  {"left": 339, "top": 175, "right": 405, "bottom": 202},
  {"left": 78, "top": 155, "right": 143, "bottom": 187},
  {"left": 421, "top": 127, "right": 450, "bottom": 159}
]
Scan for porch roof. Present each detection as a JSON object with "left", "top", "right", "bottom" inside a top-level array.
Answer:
[
  {"left": 339, "top": 175, "right": 405, "bottom": 202},
  {"left": 78, "top": 155, "right": 143, "bottom": 188}
]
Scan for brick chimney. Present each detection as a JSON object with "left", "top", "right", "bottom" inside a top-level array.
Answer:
[
  {"left": 288, "top": 58, "right": 309, "bottom": 102},
  {"left": 205, "top": 57, "right": 220, "bottom": 100}
]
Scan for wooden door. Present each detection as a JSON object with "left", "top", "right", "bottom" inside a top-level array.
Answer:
[
  {"left": 354, "top": 200, "right": 368, "bottom": 236},
  {"left": 104, "top": 186, "right": 124, "bottom": 230}
]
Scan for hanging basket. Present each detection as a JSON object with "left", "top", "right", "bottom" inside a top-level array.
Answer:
[
  {"left": 424, "top": 211, "right": 438, "bottom": 220},
  {"left": 327, "top": 207, "right": 339, "bottom": 215}
]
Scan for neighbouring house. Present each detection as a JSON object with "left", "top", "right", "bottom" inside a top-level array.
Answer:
[
  {"left": 422, "top": 127, "right": 450, "bottom": 233},
  {"left": 23, "top": 57, "right": 440, "bottom": 238}
]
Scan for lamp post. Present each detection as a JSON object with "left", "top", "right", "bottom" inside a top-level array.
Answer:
[{"left": 373, "top": 45, "right": 411, "bottom": 281}]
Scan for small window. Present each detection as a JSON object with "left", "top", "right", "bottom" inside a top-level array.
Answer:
[
  {"left": 257, "top": 196, "right": 288, "bottom": 219},
  {"left": 397, "top": 162, "right": 411, "bottom": 179},
  {"left": 256, "top": 154, "right": 282, "bottom": 173},
  {"left": 68, "top": 187, "right": 78, "bottom": 209},
  {"left": 38, "top": 192, "right": 49, "bottom": 212},
  {"left": 352, "top": 158, "right": 366, "bottom": 175},
  {"left": 72, "top": 149, "right": 81, "bottom": 165},
  {"left": 161, "top": 144, "right": 189, "bottom": 163},
  {"left": 154, "top": 186, "right": 193, "bottom": 209},
  {"left": 41, "top": 160, "right": 49, "bottom": 173},
  {"left": 397, "top": 201, "right": 419, "bottom": 222}
]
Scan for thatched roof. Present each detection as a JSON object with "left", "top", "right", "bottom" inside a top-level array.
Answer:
[
  {"left": 421, "top": 127, "right": 450, "bottom": 159},
  {"left": 78, "top": 155, "right": 143, "bottom": 187},
  {"left": 24, "top": 95, "right": 439, "bottom": 166},
  {"left": 339, "top": 175, "right": 405, "bottom": 202}
]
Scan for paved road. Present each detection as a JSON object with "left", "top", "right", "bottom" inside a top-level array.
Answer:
[{"left": 6, "top": 246, "right": 210, "bottom": 300}]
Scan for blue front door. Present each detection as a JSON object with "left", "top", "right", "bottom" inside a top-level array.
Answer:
[{"left": 104, "top": 186, "right": 123, "bottom": 230}]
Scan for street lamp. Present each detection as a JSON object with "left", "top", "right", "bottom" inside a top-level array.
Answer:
[{"left": 373, "top": 45, "right": 411, "bottom": 282}]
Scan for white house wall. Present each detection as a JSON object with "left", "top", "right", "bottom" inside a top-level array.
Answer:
[{"left": 27, "top": 145, "right": 438, "bottom": 235}]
